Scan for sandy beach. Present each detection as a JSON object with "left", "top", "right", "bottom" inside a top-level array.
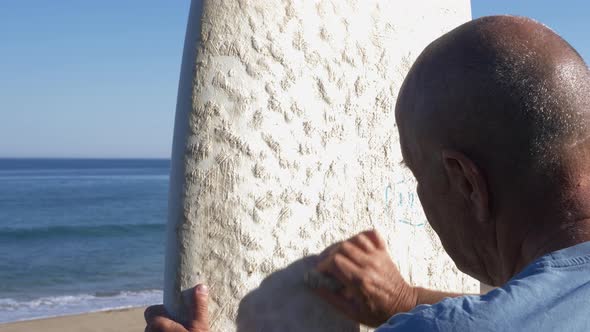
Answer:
[{"left": 0, "top": 307, "right": 146, "bottom": 332}]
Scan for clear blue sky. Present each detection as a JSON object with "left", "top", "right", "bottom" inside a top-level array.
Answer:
[{"left": 0, "top": 1, "right": 587, "bottom": 158}]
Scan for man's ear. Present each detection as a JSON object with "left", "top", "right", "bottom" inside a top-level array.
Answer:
[{"left": 441, "top": 150, "right": 490, "bottom": 224}]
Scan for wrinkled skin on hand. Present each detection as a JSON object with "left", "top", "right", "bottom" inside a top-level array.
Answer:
[
  {"left": 144, "top": 231, "right": 415, "bottom": 330},
  {"left": 313, "top": 230, "right": 417, "bottom": 327},
  {"left": 144, "top": 284, "right": 209, "bottom": 332}
]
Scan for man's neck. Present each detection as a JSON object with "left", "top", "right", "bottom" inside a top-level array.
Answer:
[{"left": 516, "top": 217, "right": 590, "bottom": 276}]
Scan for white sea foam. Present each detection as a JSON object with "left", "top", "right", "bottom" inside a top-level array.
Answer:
[{"left": 0, "top": 289, "right": 163, "bottom": 323}]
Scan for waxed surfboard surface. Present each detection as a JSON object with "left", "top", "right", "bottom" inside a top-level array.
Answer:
[{"left": 164, "top": 1, "right": 478, "bottom": 331}]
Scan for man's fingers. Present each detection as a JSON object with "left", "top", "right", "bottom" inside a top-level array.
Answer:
[
  {"left": 317, "top": 241, "right": 370, "bottom": 277},
  {"left": 362, "top": 229, "right": 386, "bottom": 249},
  {"left": 187, "top": 284, "right": 210, "bottom": 332},
  {"left": 333, "top": 254, "right": 365, "bottom": 284},
  {"left": 316, "top": 253, "right": 341, "bottom": 279},
  {"left": 147, "top": 316, "right": 187, "bottom": 332},
  {"left": 145, "top": 305, "right": 170, "bottom": 324},
  {"left": 339, "top": 241, "right": 373, "bottom": 266},
  {"left": 318, "top": 241, "right": 341, "bottom": 261},
  {"left": 144, "top": 285, "right": 209, "bottom": 332},
  {"left": 350, "top": 233, "right": 376, "bottom": 252},
  {"left": 317, "top": 253, "right": 364, "bottom": 286}
]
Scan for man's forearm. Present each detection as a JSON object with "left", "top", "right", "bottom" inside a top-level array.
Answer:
[{"left": 413, "top": 287, "right": 468, "bottom": 306}]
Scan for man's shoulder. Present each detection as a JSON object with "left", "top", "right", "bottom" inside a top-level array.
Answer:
[{"left": 378, "top": 243, "right": 590, "bottom": 332}]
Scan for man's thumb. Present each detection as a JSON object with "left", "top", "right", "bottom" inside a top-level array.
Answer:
[{"left": 188, "top": 284, "right": 210, "bottom": 332}]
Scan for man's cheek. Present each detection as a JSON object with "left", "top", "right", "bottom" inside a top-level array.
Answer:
[{"left": 416, "top": 189, "right": 437, "bottom": 228}]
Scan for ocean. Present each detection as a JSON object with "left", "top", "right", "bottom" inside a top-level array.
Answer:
[{"left": 0, "top": 158, "right": 169, "bottom": 323}]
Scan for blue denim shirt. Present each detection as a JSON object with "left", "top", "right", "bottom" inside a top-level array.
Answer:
[{"left": 378, "top": 241, "right": 590, "bottom": 331}]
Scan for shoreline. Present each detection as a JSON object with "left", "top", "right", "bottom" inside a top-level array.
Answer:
[
  {"left": 0, "top": 306, "right": 147, "bottom": 332},
  {"left": 0, "top": 289, "right": 163, "bottom": 324}
]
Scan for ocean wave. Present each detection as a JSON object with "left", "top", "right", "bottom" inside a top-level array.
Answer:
[
  {"left": 0, "top": 173, "right": 170, "bottom": 181},
  {"left": 0, "top": 223, "right": 165, "bottom": 240},
  {"left": 0, "top": 289, "right": 163, "bottom": 323}
]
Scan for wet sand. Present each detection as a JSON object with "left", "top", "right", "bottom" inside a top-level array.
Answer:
[{"left": 0, "top": 307, "right": 146, "bottom": 332}]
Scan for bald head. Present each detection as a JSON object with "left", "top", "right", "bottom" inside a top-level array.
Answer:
[
  {"left": 397, "top": 15, "right": 589, "bottom": 196},
  {"left": 395, "top": 16, "right": 590, "bottom": 284}
]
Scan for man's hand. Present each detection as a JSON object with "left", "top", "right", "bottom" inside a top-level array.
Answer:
[
  {"left": 144, "top": 284, "right": 210, "bottom": 332},
  {"left": 312, "top": 230, "right": 417, "bottom": 327}
]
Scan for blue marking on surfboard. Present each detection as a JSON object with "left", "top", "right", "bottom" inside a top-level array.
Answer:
[{"left": 385, "top": 181, "right": 425, "bottom": 227}]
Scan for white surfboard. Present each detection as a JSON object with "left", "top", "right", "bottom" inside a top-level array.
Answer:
[{"left": 164, "top": 1, "right": 478, "bottom": 331}]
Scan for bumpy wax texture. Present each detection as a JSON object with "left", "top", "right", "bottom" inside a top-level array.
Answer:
[{"left": 165, "top": 0, "right": 478, "bottom": 331}]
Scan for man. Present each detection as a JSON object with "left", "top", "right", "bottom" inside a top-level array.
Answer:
[{"left": 145, "top": 15, "right": 590, "bottom": 331}]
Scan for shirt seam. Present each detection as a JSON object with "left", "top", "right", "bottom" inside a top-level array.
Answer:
[{"left": 531, "top": 255, "right": 590, "bottom": 269}]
